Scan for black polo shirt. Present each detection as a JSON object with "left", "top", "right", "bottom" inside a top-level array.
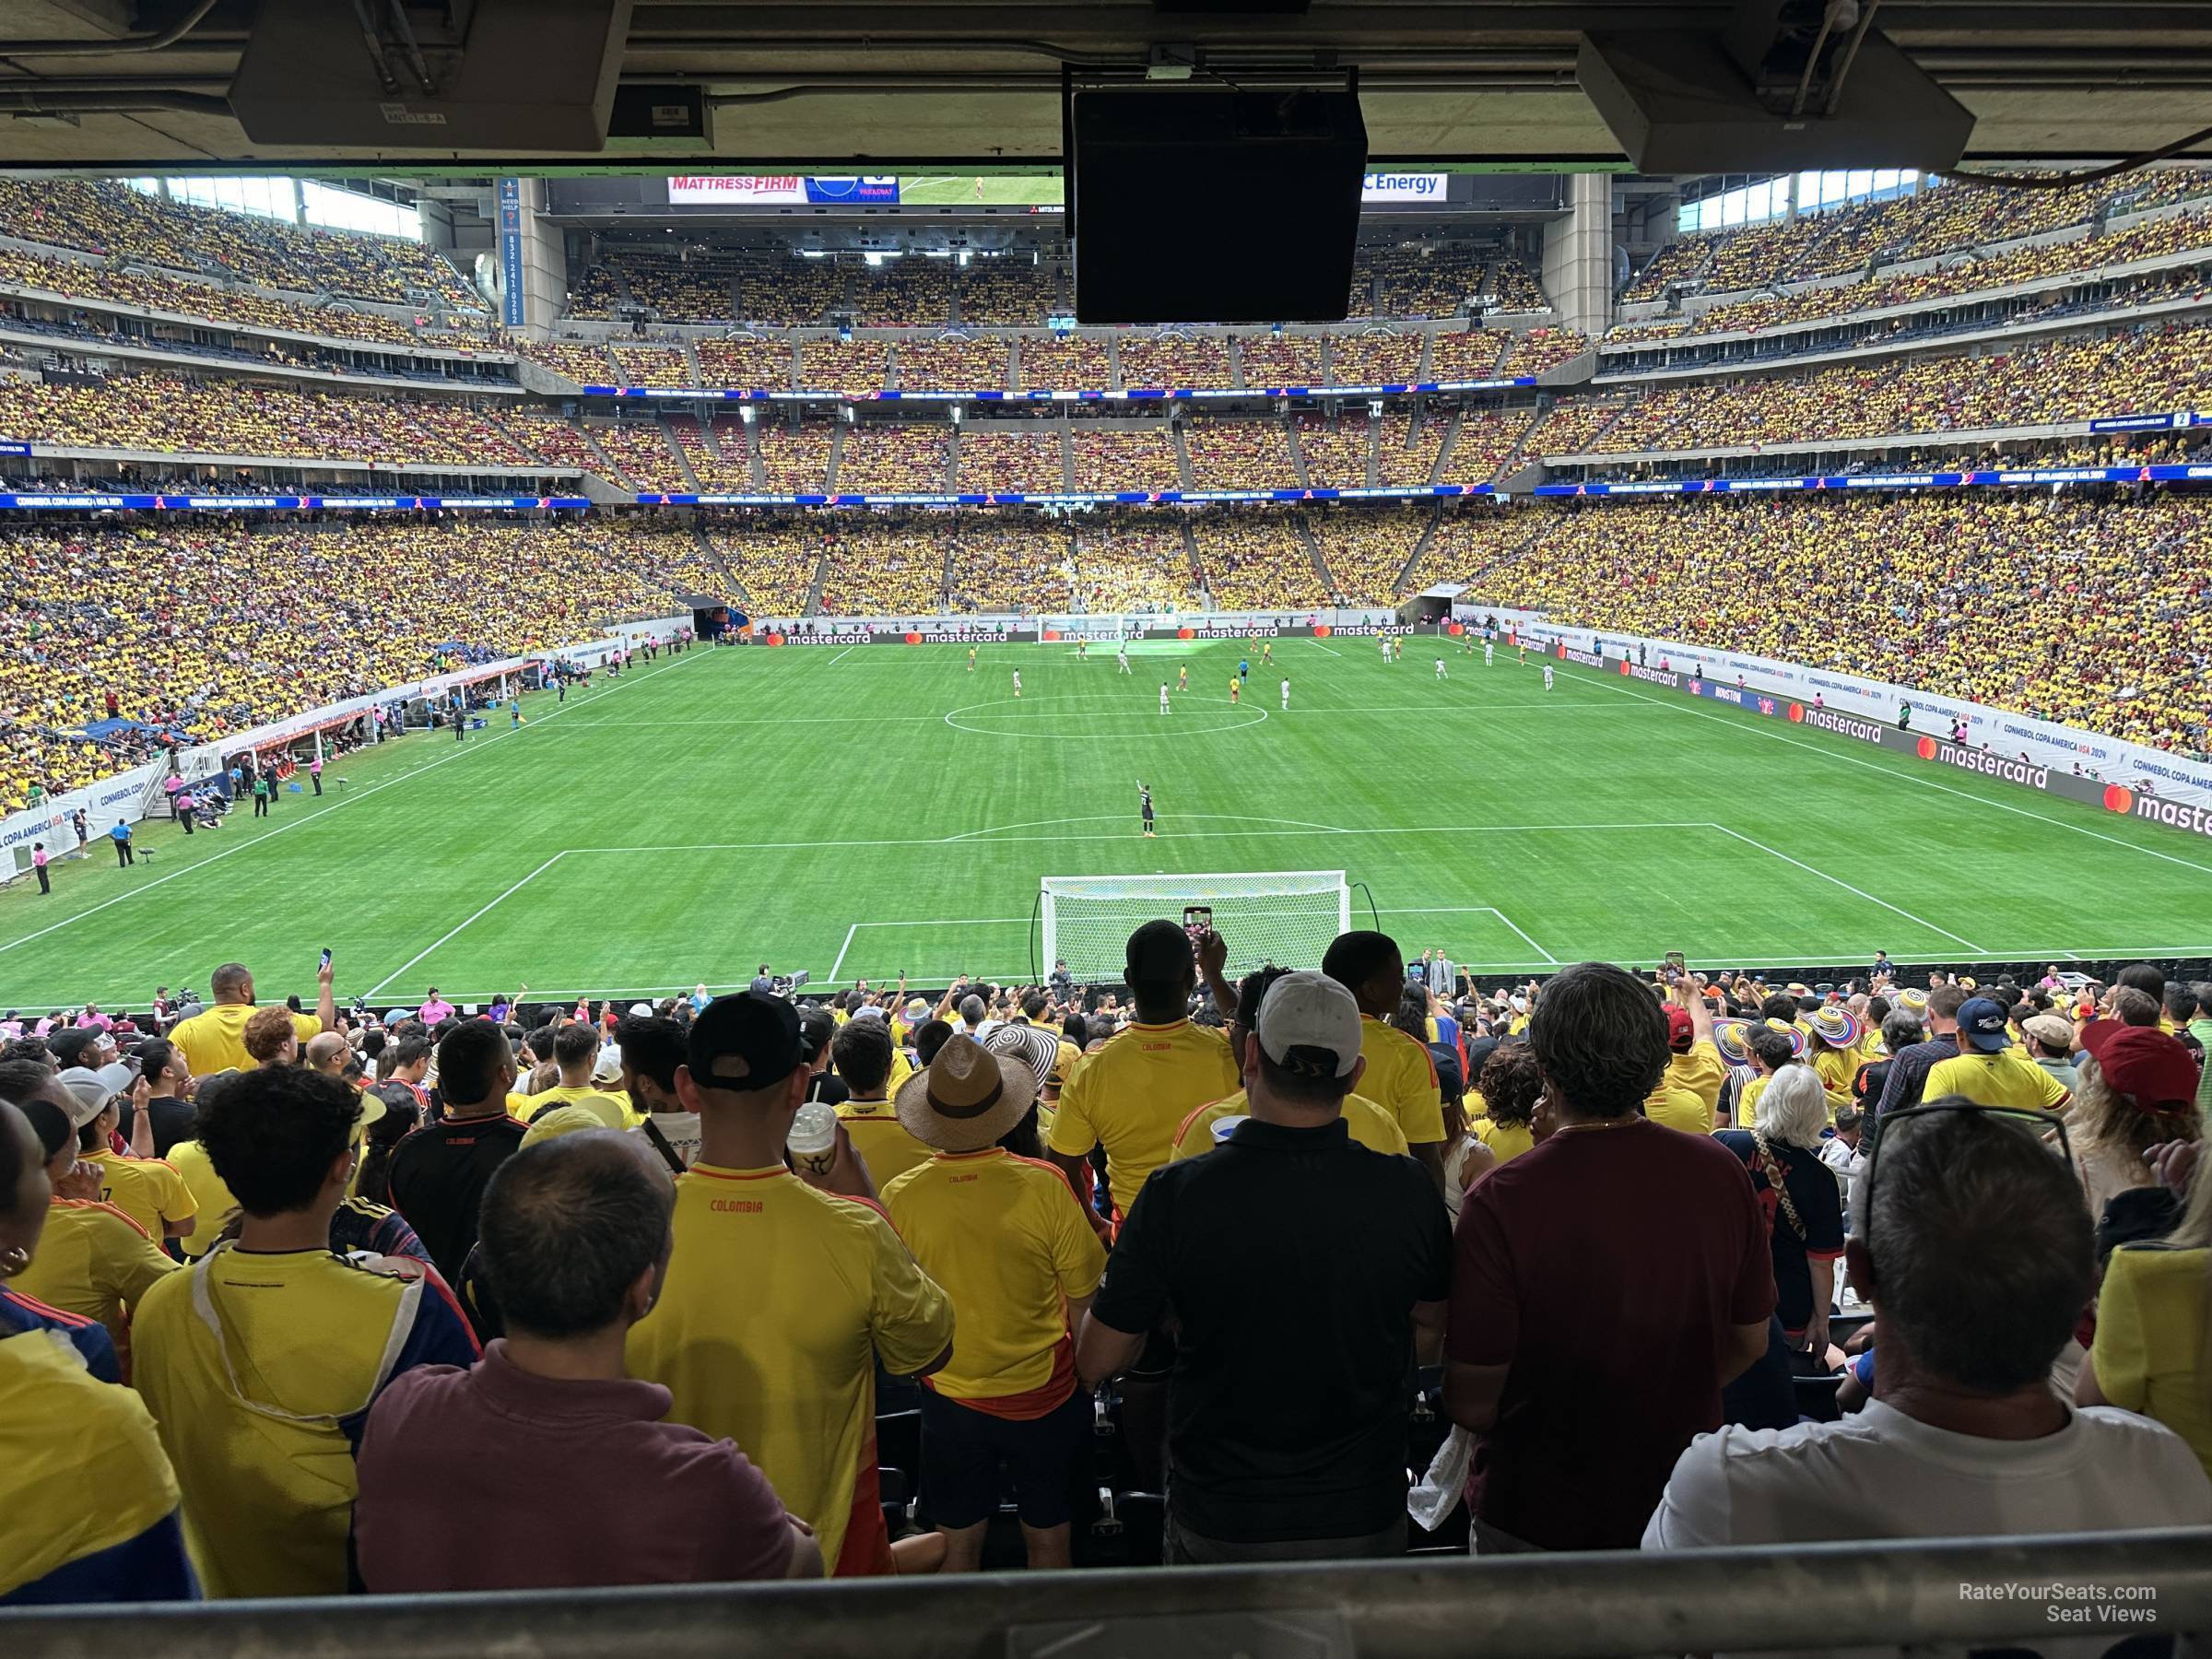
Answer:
[
  {"left": 1090, "top": 1115, "right": 1451, "bottom": 1544},
  {"left": 384, "top": 1111, "right": 527, "bottom": 1283}
]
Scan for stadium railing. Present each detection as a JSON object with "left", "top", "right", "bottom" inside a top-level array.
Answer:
[{"left": 10, "top": 1529, "right": 2206, "bottom": 1656}]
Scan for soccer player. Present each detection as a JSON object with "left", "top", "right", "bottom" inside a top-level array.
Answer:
[
  {"left": 1078, "top": 639, "right": 1089, "bottom": 660},
  {"left": 1139, "top": 782, "right": 1156, "bottom": 838},
  {"left": 1177, "top": 665, "right": 1188, "bottom": 691},
  {"left": 968, "top": 647, "right": 977, "bottom": 673},
  {"left": 1279, "top": 677, "right": 1290, "bottom": 710},
  {"left": 1013, "top": 669, "right": 1022, "bottom": 699},
  {"left": 1229, "top": 677, "right": 1240, "bottom": 705},
  {"left": 1117, "top": 643, "right": 1131, "bottom": 675},
  {"left": 1261, "top": 641, "right": 1273, "bottom": 665},
  {"left": 1435, "top": 657, "right": 1448, "bottom": 680},
  {"left": 1379, "top": 636, "right": 1391, "bottom": 665},
  {"left": 1238, "top": 658, "right": 1249, "bottom": 680},
  {"left": 1543, "top": 664, "right": 1555, "bottom": 691},
  {"left": 1517, "top": 641, "right": 1527, "bottom": 665},
  {"left": 1159, "top": 683, "right": 1171, "bottom": 716},
  {"left": 1485, "top": 639, "right": 1495, "bottom": 666}
]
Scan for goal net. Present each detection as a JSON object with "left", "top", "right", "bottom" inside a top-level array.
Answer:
[{"left": 1040, "top": 871, "right": 1351, "bottom": 982}]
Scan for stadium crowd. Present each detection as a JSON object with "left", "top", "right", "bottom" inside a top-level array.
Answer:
[
  {"left": 8, "top": 926, "right": 2212, "bottom": 1602},
  {"left": 0, "top": 178, "right": 481, "bottom": 311},
  {"left": 1613, "top": 208, "right": 2212, "bottom": 346},
  {"left": 1454, "top": 490, "right": 2212, "bottom": 754},
  {"left": 0, "top": 519, "right": 723, "bottom": 812},
  {"left": 1624, "top": 166, "right": 2212, "bottom": 303}
]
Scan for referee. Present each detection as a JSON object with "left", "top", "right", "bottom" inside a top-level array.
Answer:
[{"left": 1139, "top": 781, "right": 1156, "bottom": 840}]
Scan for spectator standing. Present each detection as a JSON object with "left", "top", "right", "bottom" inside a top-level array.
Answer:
[
  {"left": 30, "top": 841, "right": 47, "bottom": 894},
  {"left": 384, "top": 1018, "right": 526, "bottom": 1284},
  {"left": 618, "top": 1014, "right": 700, "bottom": 1172},
  {"left": 1322, "top": 930, "right": 1448, "bottom": 1186},
  {"left": 2022, "top": 1013, "right": 2082, "bottom": 1093},
  {"left": 1645, "top": 1109, "right": 2212, "bottom": 1551},
  {"left": 118, "top": 1040, "right": 195, "bottom": 1157},
  {"left": 1047, "top": 922, "right": 1240, "bottom": 1228},
  {"left": 882, "top": 1037, "right": 1105, "bottom": 1571},
  {"left": 418, "top": 987, "right": 454, "bottom": 1027},
  {"left": 355, "top": 1132, "right": 816, "bottom": 1590},
  {"left": 2081, "top": 1148, "right": 2212, "bottom": 1478},
  {"left": 1445, "top": 962, "right": 1773, "bottom": 1552},
  {"left": 1169, "top": 967, "right": 1409, "bottom": 1160},
  {"left": 0, "top": 1098, "right": 195, "bottom": 1606},
  {"left": 131, "top": 1067, "right": 478, "bottom": 1597},
  {"left": 1, "top": 1063, "right": 178, "bottom": 1366},
  {"left": 167, "top": 960, "right": 332, "bottom": 1077},
  {"left": 1716, "top": 1066, "right": 1845, "bottom": 1360},
  {"left": 626, "top": 992, "right": 954, "bottom": 1577},
  {"left": 1924, "top": 997, "right": 2071, "bottom": 1111},
  {"left": 835, "top": 1017, "right": 933, "bottom": 1185},
  {"left": 1079, "top": 972, "right": 1449, "bottom": 1563},
  {"left": 2066, "top": 1020, "right": 2203, "bottom": 1220},
  {"left": 514, "top": 1021, "right": 632, "bottom": 1127},
  {"left": 1872, "top": 984, "right": 1968, "bottom": 1116}
]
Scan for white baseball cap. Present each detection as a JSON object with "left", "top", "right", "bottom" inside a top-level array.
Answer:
[{"left": 1254, "top": 971, "right": 1361, "bottom": 1079}]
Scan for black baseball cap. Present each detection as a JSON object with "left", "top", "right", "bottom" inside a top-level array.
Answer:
[{"left": 687, "top": 991, "right": 805, "bottom": 1093}]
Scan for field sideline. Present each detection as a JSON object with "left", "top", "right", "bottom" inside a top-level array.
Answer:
[{"left": 2, "top": 636, "right": 2208, "bottom": 1010}]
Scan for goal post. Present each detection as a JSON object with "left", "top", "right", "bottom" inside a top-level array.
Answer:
[{"left": 1038, "top": 871, "right": 1352, "bottom": 982}]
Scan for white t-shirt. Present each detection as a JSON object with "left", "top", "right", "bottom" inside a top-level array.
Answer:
[
  {"left": 1645, "top": 1397, "right": 2211, "bottom": 1550},
  {"left": 630, "top": 1111, "right": 702, "bottom": 1171}
]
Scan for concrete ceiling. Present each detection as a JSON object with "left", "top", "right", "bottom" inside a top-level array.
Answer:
[{"left": 0, "top": 1, "right": 2204, "bottom": 167}]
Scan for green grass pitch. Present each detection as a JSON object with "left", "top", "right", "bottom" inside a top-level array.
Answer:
[
  {"left": 895, "top": 173, "right": 1063, "bottom": 207},
  {"left": 3, "top": 636, "right": 2209, "bottom": 1011}
]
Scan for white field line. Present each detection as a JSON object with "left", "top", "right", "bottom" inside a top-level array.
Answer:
[
  {"left": 1705, "top": 823, "right": 1984, "bottom": 952},
  {"left": 0, "top": 644, "right": 717, "bottom": 961},
  {"left": 363, "top": 853, "right": 570, "bottom": 998},
  {"left": 1484, "top": 906, "right": 1559, "bottom": 964},
  {"left": 1557, "top": 664, "right": 2212, "bottom": 881}
]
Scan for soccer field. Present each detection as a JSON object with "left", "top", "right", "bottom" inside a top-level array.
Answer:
[{"left": 4, "top": 636, "right": 2210, "bottom": 1011}]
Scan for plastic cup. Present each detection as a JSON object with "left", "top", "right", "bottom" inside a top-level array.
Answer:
[
  {"left": 1210, "top": 1114, "right": 1248, "bottom": 1145},
  {"left": 787, "top": 1100, "right": 839, "bottom": 1175}
]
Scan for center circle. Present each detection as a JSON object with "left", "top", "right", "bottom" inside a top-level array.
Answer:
[{"left": 943, "top": 694, "right": 1271, "bottom": 739}]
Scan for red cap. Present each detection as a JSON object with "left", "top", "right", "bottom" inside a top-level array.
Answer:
[
  {"left": 1665, "top": 1005, "right": 1694, "bottom": 1053},
  {"left": 2080, "top": 1020, "right": 2201, "bottom": 1111}
]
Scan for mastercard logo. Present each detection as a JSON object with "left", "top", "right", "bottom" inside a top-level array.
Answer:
[
  {"left": 2104, "top": 784, "right": 2136, "bottom": 813},
  {"left": 1178, "top": 627, "right": 1195, "bottom": 640},
  {"left": 1618, "top": 660, "right": 1630, "bottom": 675},
  {"left": 1915, "top": 736, "right": 1936, "bottom": 760},
  {"left": 903, "top": 631, "right": 921, "bottom": 644},
  {"left": 1787, "top": 703, "right": 1804, "bottom": 722},
  {"left": 767, "top": 633, "right": 786, "bottom": 646},
  {"left": 1312, "top": 625, "right": 1331, "bottom": 638},
  {"left": 1555, "top": 643, "right": 1568, "bottom": 658},
  {"left": 1042, "top": 629, "right": 1060, "bottom": 642},
  {"left": 1446, "top": 622, "right": 1464, "bottom": 636}
]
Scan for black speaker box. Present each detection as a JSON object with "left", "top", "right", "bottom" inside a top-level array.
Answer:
[{"left": 1069, "top": 85, "right": 1367, "bottom": 325}]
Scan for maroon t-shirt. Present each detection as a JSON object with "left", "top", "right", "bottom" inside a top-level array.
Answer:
[
  {"left": 354, "top": 1341, "right": 796, "bottom": 1590},
  {"left": 1447, "top": 1116, "right": 1775, "bottom": 1550}
]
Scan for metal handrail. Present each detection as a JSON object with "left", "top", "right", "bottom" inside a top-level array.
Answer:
[{"left": 7, "top": 1528, "right": 2206, "bottom": 1658}]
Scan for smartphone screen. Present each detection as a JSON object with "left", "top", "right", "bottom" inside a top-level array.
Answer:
[
  {"left": 319, "top": 948, "right": 333, "bottom": 972},
  {"left": 1665, "top": 951, "right": 1687, "bottom": 974},
  {"left": 1182, "top": 905, "right": 1213, "bottom": 940}
]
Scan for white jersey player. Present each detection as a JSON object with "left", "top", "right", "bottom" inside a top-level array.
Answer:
[
  {"left": 1159, "top": 683, "right": 1171, "bottom": 715},
  {"left": 1543, "top": 664, "right": 1555, "bottom": 691},
  {"left": 1117, "top": 644, "right": 1132, "bottom": 674},
  {"left": 1484, "top": 640, "right": 1494, "bottom": 666},
  {"left": 1279, "top": 677, "right": 1290, "bottom": 710},
  {"left": 1379, "top": 635, "right": 1392, "bottom": 664},
  {"left": 1435, "top": 657, "right": 1448, "bottom": 680},
  {"left": 1013, "top": 669, "right": 1023, "bottom": 699}
]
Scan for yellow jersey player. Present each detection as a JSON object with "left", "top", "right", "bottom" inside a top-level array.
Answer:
[
  {"left": 1177, "top": 664, "right": 1188, "bottom": 691},
  {"left": 1229, "top": 676, "right": 1240, "bottom": 704},
  {"left": 967, "top": 646, "right": 977, "bottom": 673}
]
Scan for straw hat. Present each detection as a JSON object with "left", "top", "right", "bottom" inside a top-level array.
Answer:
[
  {"left": 894, "top": 1034, "right": 1037, "bottom": 1153},
  {"left": 1713, "top": 1018, "right": 1808, "bottom": 1066},
  {"left": 1807, "top": 1006, "right": 1863, "bottom": 1050}
]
